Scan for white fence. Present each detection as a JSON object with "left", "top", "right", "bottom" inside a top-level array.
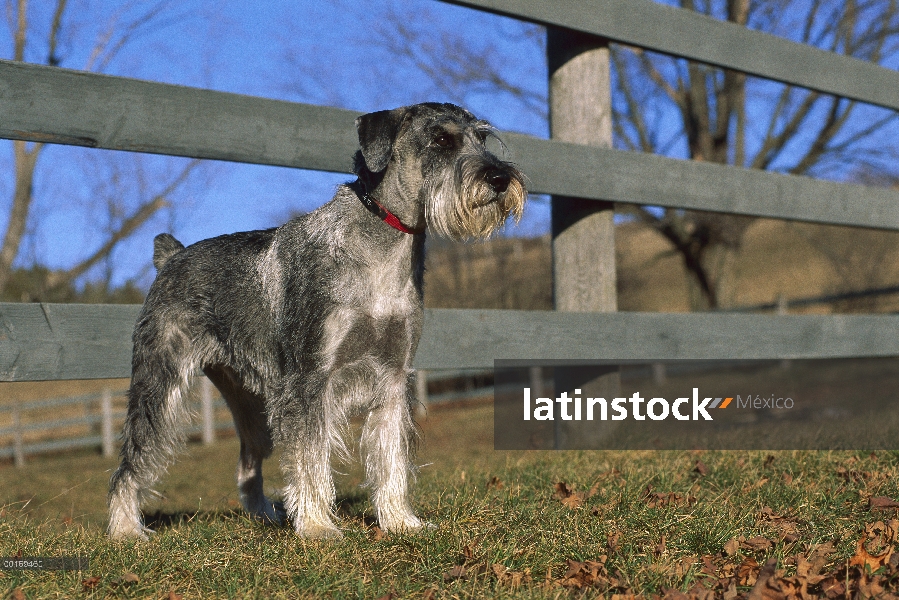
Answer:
[{"left": 0, "top": 370, "right": 495, "bottom": 467}]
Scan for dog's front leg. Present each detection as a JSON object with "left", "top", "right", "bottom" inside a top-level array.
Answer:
[
  {"left": 361, "top": 370, "right": 424, "bottom": 532},
  {"left": 278, "top": 376, "right": 343, "bottom": 540}
]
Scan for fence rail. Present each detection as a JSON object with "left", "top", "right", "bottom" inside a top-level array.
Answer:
[
  {"left": 3, "top": 60, "right": 899, "bottom": 231},
  {"left": 0, "top": 371, "right": 494, "bottom": 465},
  {"left": 3, "top": 303, "right": 899, "bottom": 381},
  {"left": 445, "top": 0, "right": 899, "bottom": 111},
  {"left": 1, "top": 0, "right": 898, "bottom": 386}
]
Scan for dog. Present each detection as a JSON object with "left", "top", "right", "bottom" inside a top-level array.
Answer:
[{"left": 107, "top": 102, "right": 526, "bottom": 540}]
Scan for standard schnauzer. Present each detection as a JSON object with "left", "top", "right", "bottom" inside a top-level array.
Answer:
[{"left": 107, "top": 102, "right": 526, "bottom": 540}]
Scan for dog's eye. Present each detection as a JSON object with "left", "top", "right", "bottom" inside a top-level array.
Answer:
[{"left": 433, "top": 134, "right": 454, "bottom": 148}]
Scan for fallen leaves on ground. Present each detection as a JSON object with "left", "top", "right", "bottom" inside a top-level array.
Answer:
[
  {"left": 870, "top": 496, "right": 899, "bottom": 510},
  {"left": 441, "top": 541, "right": 531, "bottom": 589},
  {"left": 643, "top": 485, "right": 697, "bottom": 509},
  {"left": 81, "top": 576, "right": 101, "bottom": 592},
  {"left": 557, "top": 557, "right": 615, "bottom": 590},
  {"left": 486, "top": 475, "right": 504, "bottom": 490},
  {"left": 553, "top": 481, "right": 586, "bottom": 509},
  {"left": 757, "top": 506, "right": 800, "bottom": 543}
]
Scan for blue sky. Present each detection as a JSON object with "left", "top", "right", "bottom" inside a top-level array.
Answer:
[
  {"left": 2, "top": 0, "right": 898, "bottom": 290},
  {"left": 1, "top": 0, "right": 551, "bottom": 289}
]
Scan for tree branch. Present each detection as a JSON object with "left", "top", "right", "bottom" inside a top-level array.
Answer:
[{"left": 41, "top": 159, "right": 199, "bottom": 295}]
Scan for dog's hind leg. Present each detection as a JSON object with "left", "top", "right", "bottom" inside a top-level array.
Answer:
[
  {"left": 108, "top": 322, "right": 195, "bottom": 540},
  {"left": 361, "top": 370, "right": 424, "bottom": 533},
  {"left": 203, "top": 366, "right": 284, "bottom": 525}
]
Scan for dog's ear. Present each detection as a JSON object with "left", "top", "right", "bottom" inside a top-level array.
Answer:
[{"left": 355, "top": 107, "right": 408, "bottom": 173}]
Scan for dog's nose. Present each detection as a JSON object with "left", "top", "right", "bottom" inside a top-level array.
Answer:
[{"left": 484, "top": 169, "right": 510, "bottom": 194}]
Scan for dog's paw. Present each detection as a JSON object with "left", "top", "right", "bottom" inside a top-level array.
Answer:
[
  {"left": 257, "top": 498, "right": 287, "bottom": 526},
  {"left": 108, "top": 522, "right": 155, "bottom": 541},
  {"left": 296, "top": 522, "right": 344, "bottom": 540},
  {"left": 380, "top": 513, "right": 433, "bottom": 534}
]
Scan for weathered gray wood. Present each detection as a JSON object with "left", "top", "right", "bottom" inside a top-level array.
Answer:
[
  {"left": 4, "top": 60, "right": 899, "bottom": 230},
  {"left": 0, "top": 59, "right": 359, "bottom": 173},
  {"left": 548, "top": 29, "right": 617, "bottom": 313},
  {"left": 505, "top": 133, "right": 899, "bottom": 230},
  {"left": 414, "top": 309, "right": 899, "bottom": 368},
  {"left": 442, "top": 0, "right": 899, "bottom": 112},
  {"left": 0, "top": 303, "right": 138, "bottom": 381},
  {"left": 7, "top": 60, "right": 899, "bottom": 229},
  {"left": 547, "top": 29, "right": 620, "bottom": 448},
  {"left": 4, "top": 303, "right": 899, "bottom": 380}
]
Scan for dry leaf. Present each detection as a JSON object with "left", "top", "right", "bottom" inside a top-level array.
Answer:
[
  {"left": 654, "top": 535, "right": 667, "bottom": 557},
  {"left": 420, "top": 587, "right": 437, "bottom": 600},
  {"left": 763, "top": 455, "right": 776, "bottom": 468},
  {"left": 736, "top": 557, "right": 760, "bottom": 586},
  {"left": 837, "top": 466, "right": 871, "bottom": 482},
  {"left": 167, "top": 591, "right": 184, "bottom": 600},
  {"left": 561, "top": 492, "right": 585, "bottom": 509},
  {"left": 745, "top": 557, "right": 778, "bottom": 600},
  {"left": 442, "top": 565, "right": 467, "bottom": 582},
  {"left": 111, "top": 572, "right": 140, "bottom": 587},
  {"left": 10, "top": 589, "right": 25, "bottom": 600},
  {"left": 693, "top": 460, "right": 710, "bottom": 476},
  {"left": 741, "top": 536, "right": 774, "bottom": 552},
  {"left": 607, "top": 530, "right": 621, "bottom": 552},
  {"left": 870, "top": 496, "right": 899, "bottom": 510},
  {"left": 849, "top": 521, "right": 896, "bottom": 571},
  {"left": 553, "top": 482, "right": 574, "bottom": 499},
  {"left": 722, "top": 580, "right": 738, "bottom": 600},
  {"left": 723, "top": 538, "right": 740, "bottom": 556},
  {"left": 370, "top": 525, "right": 387, "bottom": 541},
  {"left": 460, "top": 541, "right": 478, "bottom": 562},
  {"left": 486, "top": 476, "right": 504, "bottom": 490},
  {"left": 557, "top": 558, "right": 611, "bottom": 589},
  {"left": 81, "top": 576, "right": 101, "bottom": 591},
  {"left": 553, "top": 481, "right": 585, "bottom": 509},
  {"left": 669, "top": 555, "right": 696, "bottom": 579},
  {"left": 491, "top": 563, "right": 531, "bottom": 588},
  {"left": 645, "top": 491, "right": 696, "bottom": 509}
]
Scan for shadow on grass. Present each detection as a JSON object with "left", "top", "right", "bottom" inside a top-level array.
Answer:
[
  {"left": 143, "top": 489, "right": 375, "bottom": 532},
  {"left": 143, "top": 508, "right": 242, "bottom": 531}
]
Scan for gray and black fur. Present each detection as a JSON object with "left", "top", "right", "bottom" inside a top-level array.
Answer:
[{"left": 107, "top": 102, "right": 526, "bottom": 540}]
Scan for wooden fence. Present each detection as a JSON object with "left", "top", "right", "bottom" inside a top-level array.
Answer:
[
  {"left": 0, "top": 371, "right": 494, "bottom": 466},
  {"left": 3, "top": 0, "right": 899, "bottom": 382}
]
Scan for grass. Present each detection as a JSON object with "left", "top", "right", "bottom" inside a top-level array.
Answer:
[{"left": 1, "top": 401, "right": 899, "bottom": 599}]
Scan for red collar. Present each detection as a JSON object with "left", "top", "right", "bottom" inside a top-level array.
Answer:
[{"left": 359, "top": 193, "right": 425, "bottom": 235}]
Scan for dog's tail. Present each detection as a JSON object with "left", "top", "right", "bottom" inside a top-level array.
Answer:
[{"left": 152, "top": 233, "right": 185, "bottom": 270}]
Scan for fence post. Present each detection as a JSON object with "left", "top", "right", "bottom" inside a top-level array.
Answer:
[
  {"left": 101, "top": 388, "right": 115, "bottom": 458},
  {"left": 415, "top": 370, "right": 429, "bottom": 417},
  {"left": 528, "top": 366, "right": 544, "bottom": 398},
  {"left": 12, "top": 407, "right": 24, "bottom": 468},
  {"left": 547, "top": 28, "right": 620, "bottom": 448},
  {"left": 201, "top": 377, "right": 215, "bottom": 445},
  {"left": 777, "top": 294, "right": 792, "bottom": 370}
]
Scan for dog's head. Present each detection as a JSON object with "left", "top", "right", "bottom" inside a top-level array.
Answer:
[{"left": 354, "top": 103, "right": 526, "bottom": 240}]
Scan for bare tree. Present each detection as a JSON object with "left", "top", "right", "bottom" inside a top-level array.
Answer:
[
  {"left": 612, "top": 0, "right": 899, "bottom": 308},
  {"left": 1, "top": 0, "right": 199, "bottom": 299},
  {"left": 339, "top": 0, "right": 899, "bottom": 309}
]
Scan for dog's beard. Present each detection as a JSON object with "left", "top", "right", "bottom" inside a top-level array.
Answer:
[{"left": 425, "top": 154, "right": 526, "bottom": 240}]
